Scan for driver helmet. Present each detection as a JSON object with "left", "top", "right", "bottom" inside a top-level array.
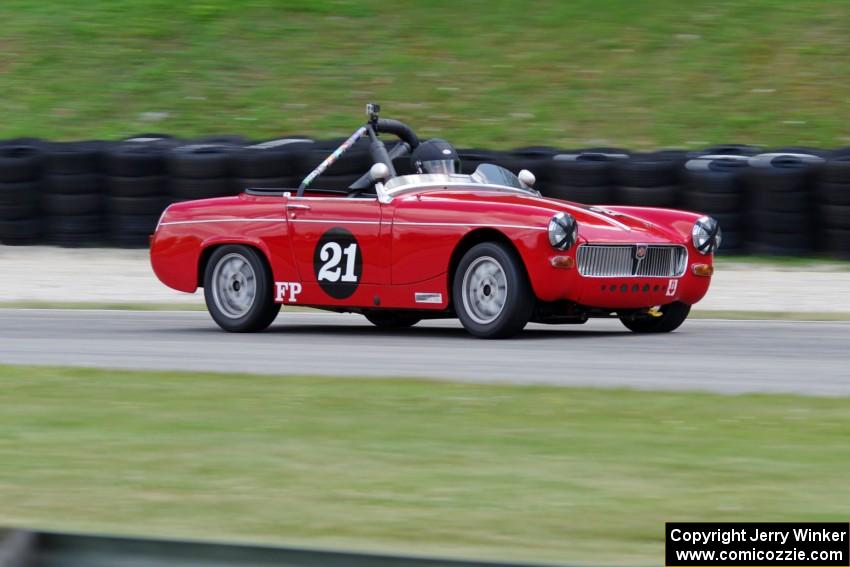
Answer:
[{"left": 411, "top": 138, "right": 460, "bottom": 175}]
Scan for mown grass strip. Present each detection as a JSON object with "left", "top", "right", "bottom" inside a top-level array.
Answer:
[{"left": 1, "top": 365, "right": 848, "bottom": 565}]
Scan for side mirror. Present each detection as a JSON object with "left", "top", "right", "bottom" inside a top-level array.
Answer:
[
  {"left": 370, "top": 162, "right": 390, "bottom": 182},
  {"left": 518, "top": 169, "right": 536, "bottom": 188}
]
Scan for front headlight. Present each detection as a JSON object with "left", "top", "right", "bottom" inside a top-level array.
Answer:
[
  {"left": 692, "top": 216, "right": 721, "bottom": 254},
  {"left": 548, "top": 212, "right": 578, "bottom": 250}
]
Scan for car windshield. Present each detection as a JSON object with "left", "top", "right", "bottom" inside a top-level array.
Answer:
[
  {"left": 382, "top": 162, "right": 535, "bottom": 197},
  {"left": 470, "top": 163, "right": 525, "bottom": 190}
]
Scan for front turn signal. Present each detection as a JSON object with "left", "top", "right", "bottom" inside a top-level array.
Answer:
[
  {"left": 692, "top": 263, "right": 714, "bottom": 277},
  {"left": 550, "top": 256, "right": 575, "bottom": 269}
]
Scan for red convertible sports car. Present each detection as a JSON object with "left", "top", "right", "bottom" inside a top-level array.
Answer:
[{"left": 150, "top": 105, "right": 720, "bottom": 338}]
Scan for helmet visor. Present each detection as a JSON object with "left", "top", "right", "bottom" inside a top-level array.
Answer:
[{"left": 420, "top": 159, "right": 459, "bottom": 175}]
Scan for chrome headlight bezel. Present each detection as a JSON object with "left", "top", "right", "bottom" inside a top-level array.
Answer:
[
  {"left": 692, "top": 215, "right": 722, "bottom": 255},
  {"left": 548, "top": 212, "right": 578, "bottom": 250}
]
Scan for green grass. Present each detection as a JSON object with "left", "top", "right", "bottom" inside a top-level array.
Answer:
[
  {"left": 1, "top": 1, "right": 849, "bottom": 149},
  {"left": 1, "top": 365, "right": 849, "bottom": 565}
]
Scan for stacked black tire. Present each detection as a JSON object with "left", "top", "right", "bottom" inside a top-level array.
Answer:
[
  {"left": 747, "top": 152, "right": 824, "bottom": 256},
  {"left": 42, "top": 141, "right": 106, "bottom": 246},
  {"left": 613, "top": 151, "right": 685, "bottom": 208},
  {"left": 233, "top": 138, "right": 314, "bottom": 192},
  {"left": 682, "top": 154, "right": 752, "bottom": 254},
  {"left": 817, "top": 152, "right": 850, "bottom": 259},
  {"left": 169, "top": 142, "right": 239, "bottom": 202},
  {"left": 539, "top": 149, "right": 629, "bottom": 204},
  {"left": 0, "top": 140, "right": 43, "bottom": 245},
  {"left": 104, "top": 138, "right": 174, "bottom": 247}
]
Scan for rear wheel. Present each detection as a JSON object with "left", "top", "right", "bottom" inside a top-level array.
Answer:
[
  {"left": 619, "top": 302, "right": 691, "bottom": 333},
  {"left": 453, "top": 242, "right": 533, "bottom": 339},
  {"left": 204, "top": 245, "right": 280, "bottom": 332},
  {"left": 363, "top": 311, "right": 421, "bottom": 328}
]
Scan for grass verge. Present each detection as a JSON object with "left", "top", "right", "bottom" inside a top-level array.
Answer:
[
  {"left": 0, "top": 365, "right": 848, "bottom": 565},
  {"left": 1, "top": 1, "right": 849, "bottom": 148}
]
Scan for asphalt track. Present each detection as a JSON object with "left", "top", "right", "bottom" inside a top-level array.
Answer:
[{"left": 0, "top": 309, "right": 848, "bottom": 396}]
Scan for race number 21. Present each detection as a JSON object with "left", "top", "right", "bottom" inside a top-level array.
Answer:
[
  {"left": 318, "top": 242, "right": 358, "bottom": 283},
  {"left": 313, "top": 227, "right": 363, "bottom": 299}
]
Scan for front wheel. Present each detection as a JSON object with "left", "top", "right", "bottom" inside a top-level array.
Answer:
[
  {"left": 204, "top": 245, "right": 280, "bottom": 332},
  {"left": 453, "top": 242, "right": 533, "bottom": 339},
  {"left": 619, "top": 302, "right": 691, "bottom": 333}
]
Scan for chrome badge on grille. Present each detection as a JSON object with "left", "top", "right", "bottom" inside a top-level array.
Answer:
[{"left": 634, "top": 244, "right": 648, "bottom": 260}]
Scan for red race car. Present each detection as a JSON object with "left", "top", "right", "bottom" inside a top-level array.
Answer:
[{"left": 150, "top": 105, "right": 720, "bottom": 338}]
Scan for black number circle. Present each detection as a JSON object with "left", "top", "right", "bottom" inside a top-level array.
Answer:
[{"left": 313, "top": 227, "right": 363, "bottom": 299}]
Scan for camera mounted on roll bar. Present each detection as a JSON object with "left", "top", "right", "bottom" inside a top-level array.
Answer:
[{"left": 366, "top": 103, "right": 381, "bottom": 127}]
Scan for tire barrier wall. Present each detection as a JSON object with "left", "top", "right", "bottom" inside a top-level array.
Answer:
[{"left": 0, "top": 136, "right": 848, "bottom": 258}]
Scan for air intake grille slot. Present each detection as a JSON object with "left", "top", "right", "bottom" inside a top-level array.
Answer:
[{"left": 577, "top": 245, "right": 686, "bottom": 277}]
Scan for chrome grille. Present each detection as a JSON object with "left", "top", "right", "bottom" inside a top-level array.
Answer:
[{"left": 577, "top": 245, "right": 686, "bottom": 277}]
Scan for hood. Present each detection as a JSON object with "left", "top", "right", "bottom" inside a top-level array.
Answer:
[{"left": 413, "top": 189, "right": 691, "bottom": 244}]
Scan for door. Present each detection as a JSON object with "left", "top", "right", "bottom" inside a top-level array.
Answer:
[{"left": 285, "top": 194, "right": 387, "bottom": 305}]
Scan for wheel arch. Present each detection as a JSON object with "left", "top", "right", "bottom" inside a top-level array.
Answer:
[
  {"left": 197, "top": 240, "right": 274, "bottom": 289},
  {"left": 447, "top": 228, "right": 532, "bottom": 304}
]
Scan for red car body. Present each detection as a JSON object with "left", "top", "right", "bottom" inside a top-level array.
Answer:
[{"left": 150, "top": 185, "right": 713, "bottom": 314}]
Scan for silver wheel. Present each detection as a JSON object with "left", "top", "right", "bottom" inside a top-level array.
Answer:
[
  {"left": 461, "top": 256, "right": 508, "bottom": 325},
  {"left": 211, "top": 252, "right": 257, "bottom": 319}
]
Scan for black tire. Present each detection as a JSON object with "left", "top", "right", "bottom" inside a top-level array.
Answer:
[
  {"left": 693, "top": 144, "right": 760, "bottom": 157},
  {"left": 106, "top": 195, "right": 168, "bottom": 216},
  {"left": 684, "top": 158, "right": 749, "bottom": 194},
  {"left": 683, "top": 190, "right": 743, "bottom": 213},
  {"left": 194, "top": 135, "right": 248, "bottom": 146},
  {"left": 543, "top": 184, "right": 613, "bottom": 204},
  {"left": 233, "top": 142, "right": 312, "bottom": 178},
  {"left": 167, "top": 144, "right": 234, "bottom": 179},
  {"left": 108, "top": 213, "right": 160, "bottom": 235},
  {"left": 748, "top": 163, "right": 814, "bottom": 193},
  {"left": 613, "top": 151, "right": 685, "bottom": 187},
  {"left": 815, "top": 182, "right": 850, "bottom": 206},
  {"left": 619, "top": 302, "right": 691, "bottom": 333},
  {"left": 453, "top": 242, "right": 533, "bottom": 339},
  {"left": 822, "top": 156, "right": 850, "bottom": 184},
  {"left": 615, "top": 185, "right": 679, "bottom": 207},
  {"left": 546, "top": 153, "right": 617, "bottom": 187},
  {"left": 751, "top": 189, "right": 808, "bottom": 213},
  {"left": 48, "top": 214, "right": 105, "bottom": 235},
  {"left": 711, "top": 212, "right": 745, "bottom": 232},
  {"left": 363, "top": 311, "right": 421, "bottom": 328},
  {"left": 203, "top": 245, "right": 280, "bottom": 332},
  {"left": 750, "top": 231, "right": 813, "bottom": 253},
  {"left": 171, "top": 177, "right": 234, "bottom": 200},
  {"left": 0, "top": 200, "right": 39, "bottom": 220},
  {"left": 820, "top": 204, "right": 850, "bottom": 229},
  {"left": 44, "top": 173, "right": 100, "bottom": 195},
  {"left": 106, "top": 175, "right": 169, "bottom": 198},
  {"left": 716, "top": 230, "right": 746, "bottom": 253},
  {"left": 0, "top": 181, "right": 40, "bottom": 208},
  {"left": 43, "top": 192, "right": 103, "bottom": 216},
  {"left": 0, "top": 217, "right": 43, "bottom": 243},
  {"left": 824, "top": 229, "right": 850, "bottom": 259},
  {"left": 753, "top": 210, "right": 810, "bottom": 233},
  {"left": 749, "top": 242, "right": 813, "bottom": 256},
  {"left": 43, "top": 141, "right": 105, "bottom": 174},
  {"left": 104, "top": 143, "right": 168, "bottom": 177},
  {"left": 0, "top": 145, "right": 43, "bottom": 182}
]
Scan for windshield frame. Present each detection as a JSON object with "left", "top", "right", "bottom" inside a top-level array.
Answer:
[{"left": 379, "top": 164, "right": 539, "bottom": 202}]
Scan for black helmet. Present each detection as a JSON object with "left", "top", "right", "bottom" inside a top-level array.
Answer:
[{"left": 411, "top": 138, "right": 460, "bottom": 174}]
